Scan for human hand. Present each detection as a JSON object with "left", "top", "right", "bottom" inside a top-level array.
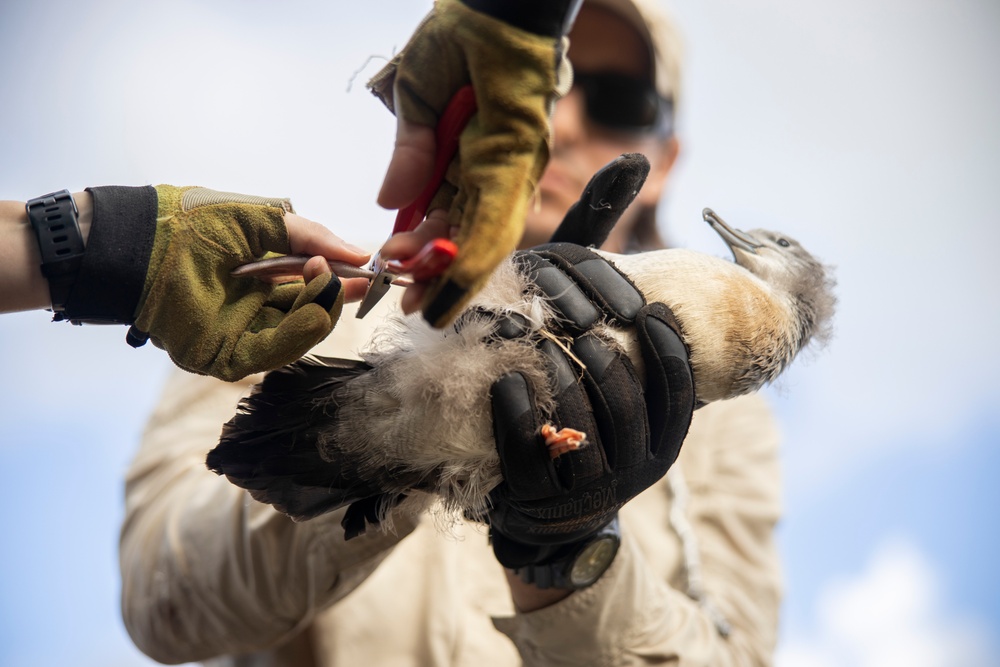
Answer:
[
  {"left": 132, "top": 186, "right": 372, "bottom": 381},
  {"left": 371, "top": 0, "right": 574, "bottom": 327},
  {"left": 285, "top": 213, "right": 370, "bottom": 288},
  {"left": 487, "top": 242, "right": 695, "bottom": 571},
  {"left": 60, "top": 185, "right": 369, "bottom": 381}
]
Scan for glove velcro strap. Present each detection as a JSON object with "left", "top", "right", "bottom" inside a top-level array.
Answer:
[
  {"left": 63, "top": 185, "right": 158, "bottom": 324},
  {"left": 521, "top": 243, "right": 646, "bottom": 326}
]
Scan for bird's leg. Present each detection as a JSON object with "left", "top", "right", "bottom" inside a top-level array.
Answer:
[{"left": 540, "top": 423, "right": 588, "bottom": 459}]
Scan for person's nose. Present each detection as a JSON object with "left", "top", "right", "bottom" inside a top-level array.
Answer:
[{"left": 551, "top": 86, "right": 587, "bottom": 151}]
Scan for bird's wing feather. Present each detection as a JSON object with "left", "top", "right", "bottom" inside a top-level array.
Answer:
[{"left": 206, "top": 357, "right": 393, "bottom": 522}]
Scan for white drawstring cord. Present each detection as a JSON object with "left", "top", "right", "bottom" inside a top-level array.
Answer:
[{"left": 666, "top": 466, "right": 732, "bottom": 638}]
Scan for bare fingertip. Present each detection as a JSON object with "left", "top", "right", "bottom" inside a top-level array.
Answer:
[
  {"left": 303, "top": 256, "right": 331, "bottom": 283},
  {"left": 344, "top": 242, "right": 370, "bottom": 256},
  {"left": 400, "top": 284, "right": 427, "bottom": 314}
]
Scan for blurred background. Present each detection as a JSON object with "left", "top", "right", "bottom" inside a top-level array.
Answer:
[{"left": 1, "top": 0, "right": 997, "bottom": 665}]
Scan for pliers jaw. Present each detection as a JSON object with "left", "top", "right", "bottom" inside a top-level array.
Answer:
[
  {"left": 355, "top": 256, "right": 396, "bottom": 319},
  {"left": 230, "top": 86, "right": 479, "bottom": 322},
  {"left": 354, "top": 238, "right": 459, "bottom": 318}
]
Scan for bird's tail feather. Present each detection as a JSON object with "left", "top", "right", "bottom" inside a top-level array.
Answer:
[
  {"left": 206, "top": 356, "right": 388, "bottom": 522},
  {"left": 342, "top": 492, "right": 408, "bottom": 540}
]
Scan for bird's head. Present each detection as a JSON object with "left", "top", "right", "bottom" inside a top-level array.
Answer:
[{"left": 704, "top": 208, "right": 837, "bottom": 352}]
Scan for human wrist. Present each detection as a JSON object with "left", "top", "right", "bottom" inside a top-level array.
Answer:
[
  {"left": 493, "top": 516, "right": 621, "bottom": 591},
  {"left": 73, "top": 190, "right": 93, "bottom": 246},
  {"left": 504, "top": 569, "right": 572, "bottom": 612},
  {"left": 24, "top": 189, "right": 89, "bottom": 315},
  {"left": 460, "top": 0, "right": 582, "bottom": 37},
  {"left": 0, "top": 200, "right": 50, "bottom": 313}
]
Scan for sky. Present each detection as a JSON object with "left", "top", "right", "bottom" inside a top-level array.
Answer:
[{"left": 1, "top": 0, "right": 998, "bottom": 665}]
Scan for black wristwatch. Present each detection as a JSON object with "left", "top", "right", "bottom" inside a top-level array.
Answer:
[
  {"left": 513, "top": 517, "right": 621, "bottom": 590},
  {"left": 26, "top": 189, "right": 86, "bottom": 313}
]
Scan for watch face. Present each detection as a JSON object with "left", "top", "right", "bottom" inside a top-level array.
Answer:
[{"left": 569, "top": 535, "right": 620, "bottom": 588}]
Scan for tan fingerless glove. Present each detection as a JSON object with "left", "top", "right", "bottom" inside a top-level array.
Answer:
[{"left": 369, "top": 0, "right": 573, "bottom": 327}]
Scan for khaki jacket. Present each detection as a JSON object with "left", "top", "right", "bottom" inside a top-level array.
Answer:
[{"left": 120, "top": 301, "right": 782, "bottom": 666}]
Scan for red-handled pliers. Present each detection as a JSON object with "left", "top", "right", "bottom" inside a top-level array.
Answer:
[{"left": 355, "top": 85, "right": 478, "bottom": 319}]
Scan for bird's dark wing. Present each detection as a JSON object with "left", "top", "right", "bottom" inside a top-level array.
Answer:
[{"left": 206, "top": 356, "right": 389, "bottom": 522}]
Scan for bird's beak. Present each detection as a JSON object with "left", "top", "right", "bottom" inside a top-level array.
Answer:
[{"left": 703, "top": 208, "right": 760, "bottom": 256}]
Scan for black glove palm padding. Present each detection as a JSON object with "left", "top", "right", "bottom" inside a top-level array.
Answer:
[{"left": 488, "top": 243, "right": 695, "bottom": 569}]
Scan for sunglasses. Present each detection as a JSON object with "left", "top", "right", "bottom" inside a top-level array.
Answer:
[{"left": 572, "top": 71, "right": 674, "bottom": 135}]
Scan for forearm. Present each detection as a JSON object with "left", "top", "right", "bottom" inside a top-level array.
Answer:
[
  {"left": 505, "top": 570, "right": 572, "bottom": 612},
  {"left": 499, "top": 530, "right": 767, "bottom": 667},
  {"left": 0, "top": 191, "right": 92, "bottom": 313},
  {"left": 122, "top": 467, "right": 400, "bottom": 663}
]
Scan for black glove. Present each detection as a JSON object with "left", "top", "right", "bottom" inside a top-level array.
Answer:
[{"left": 487, "top": 242, "right": 695, "bottom": 569}]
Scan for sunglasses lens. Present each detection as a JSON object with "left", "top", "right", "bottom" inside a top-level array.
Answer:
[{"left": 576, "top": 73, "right": 669, "bottom": 133}]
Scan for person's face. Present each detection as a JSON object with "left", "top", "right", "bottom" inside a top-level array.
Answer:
[{"left": 520, "top": 5, "right": 679, "bottom": 252}]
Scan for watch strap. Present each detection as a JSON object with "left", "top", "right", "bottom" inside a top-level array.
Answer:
[
  {"left": 512, "top": 516, "right": 621, "bottom": 589},
  {"left": 26, "top": 190, "right": 85, "bottom": 313}
]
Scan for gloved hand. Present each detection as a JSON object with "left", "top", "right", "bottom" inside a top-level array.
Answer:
[
  {"left": 204, "top": 154, "right": 668, "bottom": 544},
  {"left": 61, "top": 185, "right": 368, "bottom": 381},
  {"left": 370, "top": 0, "right": 577, "bottom": 327},
  {"left": 487, "top": 242, "right": 696, "bottom": 570}
]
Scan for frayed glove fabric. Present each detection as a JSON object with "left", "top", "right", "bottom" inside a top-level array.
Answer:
[{"left": 368, "top": 0, "right": 565, "bottom": 327}]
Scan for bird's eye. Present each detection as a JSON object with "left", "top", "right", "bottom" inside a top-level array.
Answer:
[{"left": 777, "top": 238, "right": 790, "bottom": 247}]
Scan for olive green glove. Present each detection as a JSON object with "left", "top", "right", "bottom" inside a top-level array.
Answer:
[
  {"left": 57, "top": 185, "right": 346, "bottom": 381},
  {"left": 369, "top": 0, "right": 573, "bottom": 327},
  {"left": 127, "top": 186, "right": 344, "bottom": 381}
]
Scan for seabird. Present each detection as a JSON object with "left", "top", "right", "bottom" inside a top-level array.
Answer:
[{"left": 207, "top": 208, "right": 837, "bottom": 533}]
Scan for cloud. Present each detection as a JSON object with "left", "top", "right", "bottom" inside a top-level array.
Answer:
[
  {"left": 664, "top": 0, "right": 1000, "bottom": 506},
  {"left": 776, "top": 537, "right": 999, "bottom": 667}
]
